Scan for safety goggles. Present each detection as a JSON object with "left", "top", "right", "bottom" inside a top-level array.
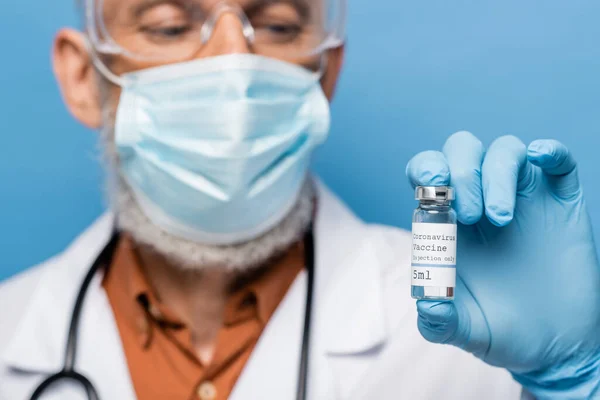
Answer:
[{"left": 85, "top": 0, "right": 346, "bottom": 64}]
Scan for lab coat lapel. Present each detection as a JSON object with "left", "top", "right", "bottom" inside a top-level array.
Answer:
[
  {"left": 2, "top": 213, "right": 137, "bottom": 400},
  {"left": 315, "top": 182, "right": 389, "bottom": 399},
  {"left": 319, "top": 238, "right": 389, "bottom": 400},
  {"left": 231, "top": 180, "right": 389, "bottom": 400},
  {"left": 228, "top": 269, "right": 312, "bottom": 400},
  {"left": 76, "top": 273, "right": 137, "bottom": 400}
]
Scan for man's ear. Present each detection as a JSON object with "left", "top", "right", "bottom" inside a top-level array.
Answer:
[
  {"left": 321, "top": 45, "right": 345, "bottom": 101},
  {"left": 53, "top": 29, "right": 103, "bottom": 129}
]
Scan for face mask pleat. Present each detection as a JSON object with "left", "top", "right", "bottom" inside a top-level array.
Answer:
[
  {"left": 131, "top": 95, "right": 324, "bottom": 141},
  {"left": 123, "top": 161, "right": 295, "bottom": 236},
  {"left": 122, "top": 151, "right": 307, "bottom": 235},
  {"left": 122, "top": 131, "right": 311, "bottom": 193}
]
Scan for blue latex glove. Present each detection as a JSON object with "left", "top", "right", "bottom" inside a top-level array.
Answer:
[{"left": 406, "top": 132, "right": 600, "bottom": 399}]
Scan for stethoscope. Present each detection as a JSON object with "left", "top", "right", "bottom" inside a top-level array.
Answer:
[{"left": 29, "top": 228, "right": 316, "bottom": 400}]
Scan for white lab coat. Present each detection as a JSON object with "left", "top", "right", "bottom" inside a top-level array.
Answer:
[{"left": 0, "top": 182, "right": 522, "bottom": 400}]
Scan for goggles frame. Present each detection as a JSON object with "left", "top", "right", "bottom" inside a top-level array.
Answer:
[{"left": 84, "top": 0, "right": 347, "bottom": 62}]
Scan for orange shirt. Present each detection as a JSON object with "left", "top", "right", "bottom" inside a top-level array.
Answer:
[{"left": 102, "top": 236, "right": 304, "bottom": 400}]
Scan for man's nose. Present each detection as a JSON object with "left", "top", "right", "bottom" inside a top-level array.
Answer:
[{"left": 199, "top": 8, "right": 253, "bottom": 57}]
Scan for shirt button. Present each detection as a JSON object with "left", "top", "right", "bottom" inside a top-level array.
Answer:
[
  {"left": 197, "top": 381, "right": 217, "bottom": 400},
  {"left": 136, "top": 317, "right": 149, "bottom": 336},
  {"left": 148, "top": 303, "right": 162, "bottom": 320}
]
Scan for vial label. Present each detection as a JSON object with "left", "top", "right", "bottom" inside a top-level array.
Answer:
[{"left": 411, "top": 223, "right": 457, "bottom": 287}]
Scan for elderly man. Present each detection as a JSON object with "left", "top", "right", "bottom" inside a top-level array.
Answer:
[{"left": 1, "top": 0, "right": 599, "bottom": 399}]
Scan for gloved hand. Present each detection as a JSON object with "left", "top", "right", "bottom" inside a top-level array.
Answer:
[{"left": 406, "top": 131, "right": 600, "bottom": 399}]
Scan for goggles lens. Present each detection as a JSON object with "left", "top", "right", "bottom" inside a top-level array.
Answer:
[{"left": 88, "top": 0, "right": 345, "bottom": 62}]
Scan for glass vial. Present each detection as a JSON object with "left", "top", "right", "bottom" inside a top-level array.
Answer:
[{"left": 411, "top": 186, "right": 457, "bottom": 301}]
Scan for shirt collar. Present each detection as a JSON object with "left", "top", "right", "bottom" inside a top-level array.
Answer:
[
  {"left": 102, "top": 235, "right": 305, "bottom": 349},
  {"left": 225, "top": 241, "right": 305, "bottom": 326}
]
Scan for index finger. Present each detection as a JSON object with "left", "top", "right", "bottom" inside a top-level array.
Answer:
[
  {"left": 406, "top": 150, "right": 450, "bottom": 188},
  {"left": 442, "top": 131, "right": 485, "bottom": 225}
]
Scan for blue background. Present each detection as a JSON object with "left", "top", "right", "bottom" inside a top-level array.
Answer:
[{"left": 2, "top": 1, "right": 600, "bottom": 281}]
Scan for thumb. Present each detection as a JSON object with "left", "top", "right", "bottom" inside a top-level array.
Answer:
[
  {"left": 417, "top": 301, "right": 461, "bottom": 344},
  {"left": 527, "top": 139, "right": 580, "bottom": 200},
  {"left": 416, "top": 285, "right": 490, "bottom": 359}
]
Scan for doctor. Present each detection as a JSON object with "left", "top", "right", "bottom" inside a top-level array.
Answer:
[{"left": 1, "top": 0, "right": 600, "bottom": 399}]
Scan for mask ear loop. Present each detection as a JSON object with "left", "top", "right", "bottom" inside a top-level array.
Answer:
[
  {"left": 84, "top": 37, "right": 126, "bottom": 87},
  {"left": 317, "top": 52, "right": 328, "bottom": 78},
  {"left": 307, "top": 51, "right": 328, "bottom": 85}
]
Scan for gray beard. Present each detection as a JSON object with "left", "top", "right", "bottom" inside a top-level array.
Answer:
[{"left": 98, "top": 87, "right": 315, "bottom": 272}]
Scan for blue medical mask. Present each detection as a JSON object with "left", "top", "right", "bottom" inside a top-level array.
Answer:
[{"left": 101, "top": 54, "right": 330, "bottom": 245}]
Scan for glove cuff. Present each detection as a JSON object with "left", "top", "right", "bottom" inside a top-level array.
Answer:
[{"left": 512, "top": 355, "right": 600, "bottom": 400}]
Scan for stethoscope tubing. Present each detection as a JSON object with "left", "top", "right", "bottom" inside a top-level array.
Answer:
[{"left": 29, "top": 229, "right": 314, "bottom": 400}]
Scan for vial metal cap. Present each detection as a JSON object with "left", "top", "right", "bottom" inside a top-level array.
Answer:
[{"left": 415, "top": 186, "right": 455, "bottom": 201}]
